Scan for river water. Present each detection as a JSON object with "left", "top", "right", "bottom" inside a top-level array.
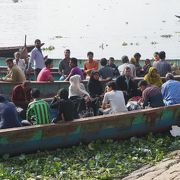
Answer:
[{"left": 1, "top": 0, "right": 180, "bottom": 59}]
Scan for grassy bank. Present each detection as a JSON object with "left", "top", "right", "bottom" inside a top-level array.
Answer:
[{"left": 0, "top": 133, "right": 179, "bottom": 179}]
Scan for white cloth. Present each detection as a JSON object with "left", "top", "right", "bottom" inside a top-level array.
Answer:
[
  {"left": 118, "top": 63, "right": 136, "bottom": 77},
  {"left": 69, "top": 75, "right": 89, "bottom": 98},
  {"left": 13, "top": 59, "right": 26, "bottom": 73},
  {"left": 103, "top": 90, "right": 127, "bottom": 114}
]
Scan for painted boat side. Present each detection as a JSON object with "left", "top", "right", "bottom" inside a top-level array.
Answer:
[
  {"left": 0, "top": 76, "right": 180, "bottom": 98},
  {"left": 0, "top": 104, "right": 179, "bottom": 156}
]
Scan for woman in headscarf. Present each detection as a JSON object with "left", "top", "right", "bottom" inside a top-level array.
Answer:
[
  {"left": 87, "top": 71, "right": 104, "bottom": 115},
  {"left": 87, "top": 70, "right": 103, "bottom": 98},
  {"left": 69, "top": 75, "right": 89, "bottom": 98},
  {"left": 144, "top": 67, "right": 162, "bottom": 87},
  {"left": 69, "top": 75, "right": 91, "bottom": 118}
]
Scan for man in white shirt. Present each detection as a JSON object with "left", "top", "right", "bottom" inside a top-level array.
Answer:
[
  {"left": 102, "top": 81, "right": 127, "bottom": 114},
  {"left": 13, "top": 52, "right": 26, "bottom": 74}
]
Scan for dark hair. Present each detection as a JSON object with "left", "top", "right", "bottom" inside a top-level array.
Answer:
[
  {"left": 45, "top": 59, "right": 53, "bottom": 66},
  {"left": 64, "top": 49, "right": 70, "bottom": 53},
  {"left": 165, "top": 73, "right": 174, "bottom": 80},
  {"left": 6, "top": 58, "right": 13, "bottom": 63},
  {"left": 154, "top": 52, "right": 159, "bottom": 56},
  {"left": 138, "top": 80, "right": 148, "bottom": 87},
  {"left": 124, "top": 66, "right": 131, "bottom": 71},
  {"left": 100, "top": 58, "right": 107, "bottom": 66},
  {"left": 70, "top": 57, "right": 78, "bottom": 66},
  {"left": 57, "top": 88, "right": 69, "bottom": 100},
  {"left": 134, "top": 52, "right": 141, "bottom": 59},
  {"left": 159, "top": 51, "right": 166, "bottom": 59},
  {"left": 35, "top": 39, "right": 41, "bottom": 43},
  {"left": 107, "top": 81, "right": 117, "bottom": 90},
  {"left": 87, "top": 51, "right": 94, "bottom": 56},
  {"left": 0, "top": 95, "right": 6, "bottom": 102},
  {"left": 31, "top": 88, "right": 40, "bottom": 98},
  {"left": 109, "top": 57, "right": 115, "bottom": 61},
  {"left": 121, "top": 55, "right": 129, "bottom": 64}
]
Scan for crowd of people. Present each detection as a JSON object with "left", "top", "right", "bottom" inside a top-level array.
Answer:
[{"left": 0, "top": 39, "right": 180, "bottom": 129}]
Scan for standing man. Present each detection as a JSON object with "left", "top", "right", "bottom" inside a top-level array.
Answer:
[
  {"left": 84, "top": 51, "right": 99, "bottom": 79},
  {"left": 27, "top": 39, "right": 47, "bottom": 79},
  {"left": 153, "top": 51, "right": 171, "bottom": 77},
  {"left": 58, "top": 49, "right": 71, "bottom": 80},
  {"left": 0, "top": 58, "right": 26, "bottom": 83}
]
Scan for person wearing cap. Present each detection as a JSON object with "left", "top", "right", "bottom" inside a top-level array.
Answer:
[
  {"left": 161, "top": 73, "right": 180, "bottom": 105},
  {"left": 0, "top": 95, "right": 21, "bottom": 129},
  {"left": 138, "top": 80, "right": 164, "bottom": 108}
]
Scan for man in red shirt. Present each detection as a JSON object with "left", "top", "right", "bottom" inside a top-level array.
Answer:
[
  {"left": 84, "top": 51, "right": 98, "bottom": 79},
  {"left": 12, "top": 81, "right": 32, "bottom": 119},
  {"left": 37, "top": 59, "right": 54, "bottom": 82}
]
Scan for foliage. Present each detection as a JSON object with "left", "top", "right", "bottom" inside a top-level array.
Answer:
[
  {"left": 0, "top": 133, "right": 179, "bottom": 179},
  {"left": 42, "top": 46, "right": 55, "bottom": 51}
]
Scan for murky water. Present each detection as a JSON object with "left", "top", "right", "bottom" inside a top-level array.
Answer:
[{"left": 1, "top": 0, "right": 180, "bottom": 59}]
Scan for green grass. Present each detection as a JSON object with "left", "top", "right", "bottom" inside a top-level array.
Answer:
[{"left": 0, "top": 133, "right": 179, "bottom": 179}]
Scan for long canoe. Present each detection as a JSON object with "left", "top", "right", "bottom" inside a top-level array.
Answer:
[
  {"left": 0, "top": 104, "right": 179, "bottom": 156},
  {"left": 0, "top": 45, "right": 35, "bottom": 57},
  {"left": 0, "top": 76, "right": 180, "bottom": 98}
]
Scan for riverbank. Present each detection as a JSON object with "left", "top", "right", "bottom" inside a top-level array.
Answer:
[{"left": 0, "top": 133, "right": 179, "bottom": 179}]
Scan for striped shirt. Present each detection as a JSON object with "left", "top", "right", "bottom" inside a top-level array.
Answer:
[{"left": 26, "top": 99, "right": 50, "bottom": 125}]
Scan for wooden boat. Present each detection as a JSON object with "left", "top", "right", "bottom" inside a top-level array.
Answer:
[
  {"left": 0, "top": 45, "right": 35, "bottom": 57},
  {"left": 0, "top": 104, "right": 179, "bottom": 156},
  {"left": 0, "top": 76, "right": 180, "bottom": 98}
]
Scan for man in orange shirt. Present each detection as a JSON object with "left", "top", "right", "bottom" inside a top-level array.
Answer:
[{"left": 84, "top": 51, "right": 98, "bottom": 79}]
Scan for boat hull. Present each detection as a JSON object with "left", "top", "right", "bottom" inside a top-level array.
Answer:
[
  {"left": 0, "top": 76, "right": 180, "bottom": 98},
  {"left": 0, "top": 105, "right": 179, "bottom": 156}
]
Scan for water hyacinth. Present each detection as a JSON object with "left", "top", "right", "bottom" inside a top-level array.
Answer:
[{"left": 0, "top": 133, "right": 179, "bottom": 179}]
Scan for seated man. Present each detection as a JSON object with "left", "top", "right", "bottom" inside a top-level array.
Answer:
[
  {"left": 102, "top": 81, "right": 127, "bottom": 114},
  {"left": 37, "top": 59, "right": 54, "bottom": 82},
  {"left": 50, "top": 88, "right": 74, "bottom": 122},
  {"left": 138, "top": 80, "right": 164, "bottom": 108},
  {"left": 84, "top": 51, "right": 98, "bottom": 79},
  {"left": 107, "top": 57, "right": 119, "bottom": 78},
  {"left": 12, "top": 81, "right": 32, "bottom": 119},
  {"left": 116, "top": 66, "right": 139, "bottom": 103},
  {"left": 65, "top": 57, "right": 84, "bottom": 81},
  {"left": 0, "top": 95, "right": 21, "bottom": 129},
  {"left": 12, "top": 81, "right": 32, "bottom": 110},
  {"left": 161, "top": 73, "right": 180, "bottom": 105},
  {"left": 1, "top": 58, "right": 26, "bottom": 83},
  {"left": 13, "top": 51, "right": 26, "bottom": 74},
  {"left": 99, "top": 58, "right": 114, "bottom": 80},
  {"left": 26, "top": 89, "right": 50, "bottom": 125}
]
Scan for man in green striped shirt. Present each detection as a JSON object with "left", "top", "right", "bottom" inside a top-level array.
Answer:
[{"left": 26, "top": 89, "right": 50, "bottom": 125}]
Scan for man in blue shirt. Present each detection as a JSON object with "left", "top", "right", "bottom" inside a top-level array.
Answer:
[
  {"left": 0, "top": 95, "right": 21, "bottom": 129},
  {"left": 161, "top": 73, "right": 180, "bottom": 105}
]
